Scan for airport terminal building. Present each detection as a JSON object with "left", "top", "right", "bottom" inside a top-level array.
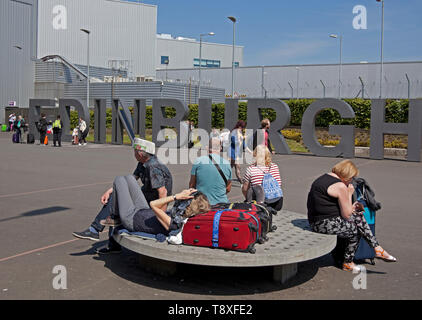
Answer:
[{"left": 0, "top": 0, "right": 243, "bottom": 122}]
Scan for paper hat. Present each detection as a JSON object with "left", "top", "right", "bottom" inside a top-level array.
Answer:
[{"left": 133, "top": 138, "right": 155, "bottom": 155}]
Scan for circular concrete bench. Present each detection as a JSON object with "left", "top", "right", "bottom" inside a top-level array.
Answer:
[{"left": 113, "top": 210, "right": 337, "bottom": 284}]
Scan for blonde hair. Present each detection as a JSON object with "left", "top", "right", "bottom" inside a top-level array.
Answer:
[
  {"left": 184, "top": 193, "right": 210, "bottom": 219},
  {"left": 253, "top": 145, "right": 272, "bottom": 167},
  {"left": 332, "top": 160, "right": 359, "bottom": 181}
]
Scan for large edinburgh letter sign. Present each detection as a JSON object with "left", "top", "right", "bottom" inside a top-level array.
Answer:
[{"left": 28, "top": 98, "right": 422, "bottom": 162}]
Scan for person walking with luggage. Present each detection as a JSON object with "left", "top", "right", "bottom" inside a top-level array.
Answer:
[
  {"left": 189, "top": 137, "right": 232, "bottom": 205},
  {"left": 37, "top": 113, "right": 48, "bottom": 145},
  {"left": 52, "top": 115, "right": 63, "bottom": 147},
  {"left": 78, "top": 117, "right": 88, "bottom": 146},
  {"left": 242, "top": 145, "right": 283, "bottom": 211},
  {"left": 13, "top": 115, "right": 25, "bottom": 144},
  {"left": 307, "top": 159, "right": 397, "bottom": 273}
]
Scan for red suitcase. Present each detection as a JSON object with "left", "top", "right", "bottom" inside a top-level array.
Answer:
[{"left": 183, "top": 208, "right": 262, "bottom": 253}]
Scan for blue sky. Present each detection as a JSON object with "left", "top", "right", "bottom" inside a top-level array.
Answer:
[{"left": 130, "top": 0, "right": 422, "bottom": 66}]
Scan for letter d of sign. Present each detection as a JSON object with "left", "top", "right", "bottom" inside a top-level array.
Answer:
[{"left": 301, "top": 99, "right": 355, "bottom": 158}]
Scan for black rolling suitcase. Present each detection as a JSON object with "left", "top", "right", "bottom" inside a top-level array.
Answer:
[{"left": 27, "top": 133, "right": 35, "bottom": 144}]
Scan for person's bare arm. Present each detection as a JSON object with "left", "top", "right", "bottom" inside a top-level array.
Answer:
[
  {"left": 242, "top": 180, "right": 250, "bottom": 199},
  {"left": 327, "top": 183, "right": 355, "bottom": 220},
  {"left": 226, "top": 180, "right": 232, "bottom": 194},
  {"left": 189, "top": 175, "right": 196, "bottom": 189},
  {"left": 156, "top": 186, "right": 168, "bottom": 211},
  {"left": 101, "top": 188, "right": 113, "bottom": 205},
  {"left": 150, "top": 189, "right": 196, "bottom": 231}
]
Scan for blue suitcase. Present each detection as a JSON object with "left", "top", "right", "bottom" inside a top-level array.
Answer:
[
  {"left": 331, "top": 186, "right": 377, "bottom": 265},
  {"left": 354, "top": 188, "right": 376, "bottom": 264}
]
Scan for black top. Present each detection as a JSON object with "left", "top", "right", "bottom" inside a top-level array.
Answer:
[
  {"left": 133, "top": 209, "right": 171, "bottom": 236},
  {"left": 307, "top": 174, "right": 342, "bottom": 224},
  {"left": 38, "top": 118, "right": 48, "bottom": 133},
  {"left": 133, "top": 156, "right": 173, "bottom": 203},
  {"left": 252, "top": 129, "right": 273, "bottom": 153}
]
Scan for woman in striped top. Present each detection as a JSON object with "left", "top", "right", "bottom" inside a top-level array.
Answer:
[{"left": 242, "top": 145, "right": 283, "bottom": 211}]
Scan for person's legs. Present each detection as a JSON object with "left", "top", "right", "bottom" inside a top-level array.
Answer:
[
  {"left": 111, "top": 175, "right": 150, "bottom": 231},
  {"left": 246, "top": 185, "right": 265, "bottom": 203},
  {"left": 90, "top": 193, "right": 114, "bottom": 233},
  {"left": 53, "top": 132, "right": 58, "bottom": 147},
  {"left": 58, "top": 131, "right": 62, "bottom": 147},
  {"left": 312, "top": 215, "right": 379, "bottom": 264},
  {"left": 101, "top": 175, "right": 150, "bottom": 254},
  {"left": 39, "top": 131, "right": 45, "bottom": 145},
  {"left": 231, "top": 160, "right": 242, "bottom": 183},
  {"left": 124, "top": 175, "right": 150, "bottom": 210}
]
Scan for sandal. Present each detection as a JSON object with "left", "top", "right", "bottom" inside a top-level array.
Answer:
[
  {"left": 342, "top": 262, "right": 365, "bottom": 273},
  {"left": 375, "top": 247, "right": 397, "bottom": 262}
]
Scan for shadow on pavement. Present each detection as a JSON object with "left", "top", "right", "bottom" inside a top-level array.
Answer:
[
  {"left": 85, "top": 247, "right": 334, "bottom": 296},
  {"left": 0, "top": 206, "right": 70, "bottom": 223}
]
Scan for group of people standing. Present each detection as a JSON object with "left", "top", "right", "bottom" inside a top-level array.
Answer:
[
  {"left": 36, "top": 114, "right": 88, "bottom": 147},
  {"left": 8, "top": 113, "right": 28, "bottom": 143},
  {"left": 7, "top": 112, "right": 88, "bottom": 147}
]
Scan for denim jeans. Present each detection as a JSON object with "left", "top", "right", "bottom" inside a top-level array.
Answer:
[
  {"left": 90, "top": 193, "right": 121, "bottom": 250},
  {"left": 90, "top": 193, "right": 114, "bottom": 233}
]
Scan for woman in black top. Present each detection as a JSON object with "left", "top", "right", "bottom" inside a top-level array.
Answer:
[{"left": 307, "top": 160, "right": 397, "bottom": 272}]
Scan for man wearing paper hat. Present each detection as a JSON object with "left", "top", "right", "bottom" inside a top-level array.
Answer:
[
  {"left": 73, "top": 138, "right": 173, "bottom": 254},
  {"left": 132, "top": 137, "right": 155, "bottom": 155}
]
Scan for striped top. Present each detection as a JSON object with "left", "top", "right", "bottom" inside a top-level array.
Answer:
[{"left": 243, "top": 164, "right": 282, "bottom": 187}]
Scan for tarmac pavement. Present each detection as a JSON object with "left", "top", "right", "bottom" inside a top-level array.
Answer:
[{"left": 0, "top": 132, "right": 421, "bottom": 300}]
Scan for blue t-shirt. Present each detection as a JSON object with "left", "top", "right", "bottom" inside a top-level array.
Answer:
[{"left": 191, "top": 154, "right": 232, "bottom": 205}]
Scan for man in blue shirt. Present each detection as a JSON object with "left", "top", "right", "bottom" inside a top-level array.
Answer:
[{"left": 189, "top": 137, "right": 232, "bottom": 205}]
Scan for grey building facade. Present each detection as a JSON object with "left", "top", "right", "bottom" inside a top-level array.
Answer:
[
  {"left": 157, "top": 34, "right": 244, "bottom": 71},
  {"left": 157, "top": 61, "right": 422, "bottom": 100},
  {"left": 0, "top": 0, "right": 37, "bottom": 117}
]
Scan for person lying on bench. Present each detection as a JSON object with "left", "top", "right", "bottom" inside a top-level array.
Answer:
[
  {"left": 101, "top": 176, "right": 210, "bottom": 245},
  {"left": 72, "top": 138, "right": 173, "bottom": 254}
]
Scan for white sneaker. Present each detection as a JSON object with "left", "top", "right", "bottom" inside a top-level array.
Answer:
[
  {"left": 83, "top": 143, "right": 87, "bottom": 146},
  {"left": 78, "top": 143, "right": 82, "bottom": 146}
]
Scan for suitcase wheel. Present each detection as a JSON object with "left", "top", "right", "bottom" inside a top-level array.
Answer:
[
  {"left": 248, "top": 247, "right": 256, "bottom": 254},
  {"left": 271, "top": 226, "right": 278, "bottom": 232},
  {"left": 258, "top": 237, "right": 266, "bottom": 244},
  {"left": 370, "top": 259, "right": 376, "bottom": 265}
]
